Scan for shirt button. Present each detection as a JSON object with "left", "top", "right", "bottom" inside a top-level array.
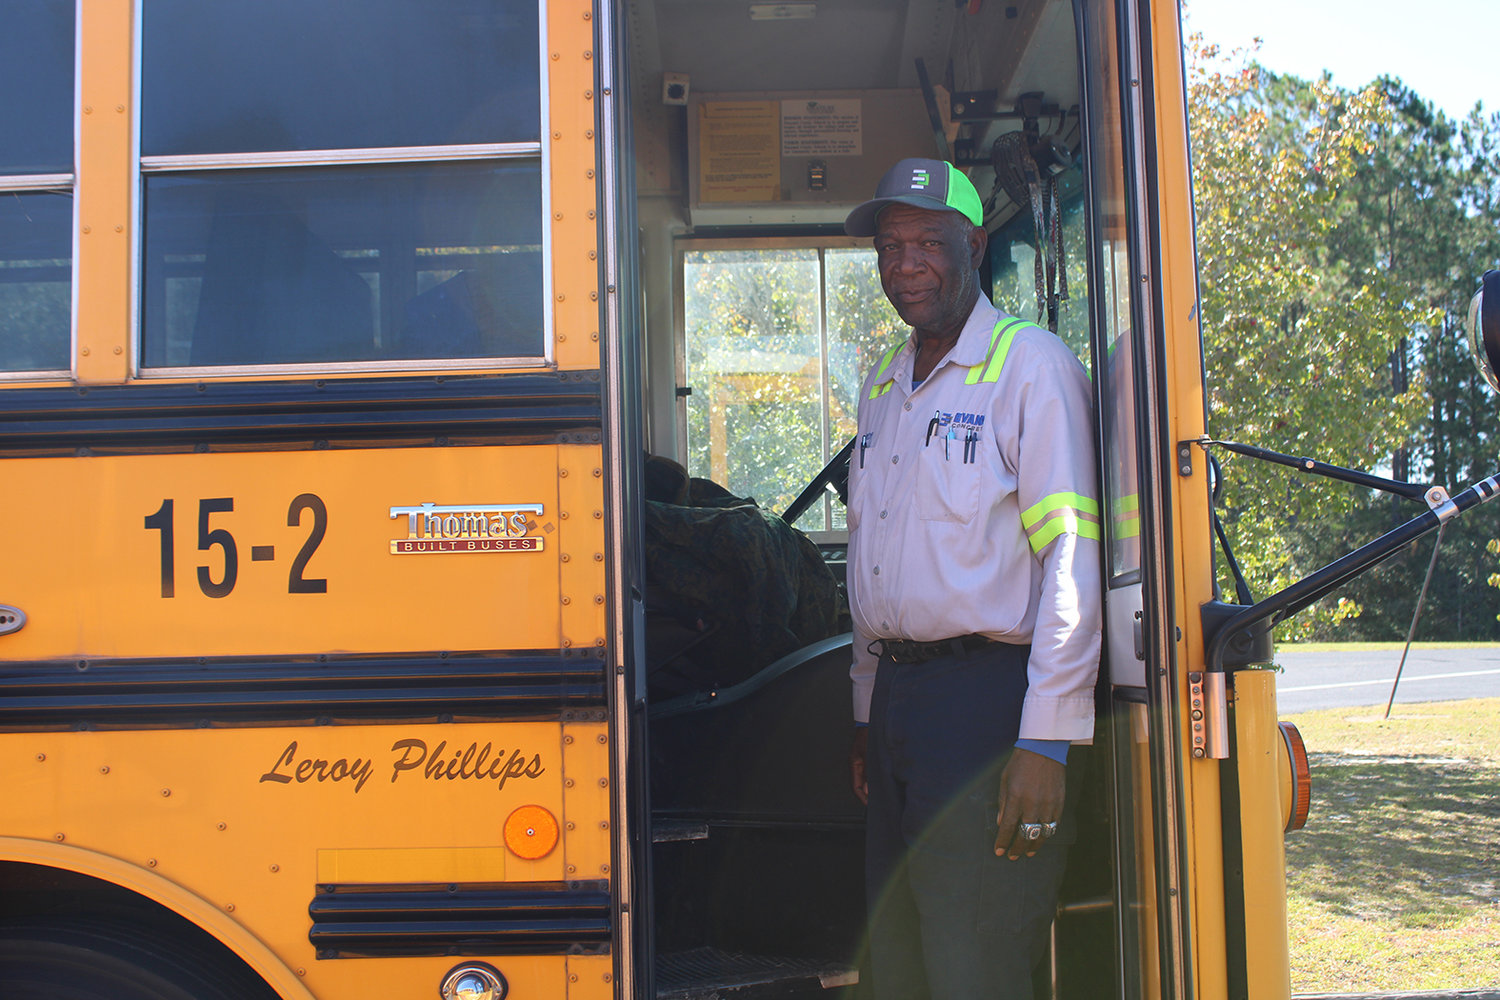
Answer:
[
  {"left": 882, "top": 621, "right": 889, "bottom": 629},
  {"left": 879, "top": 510, "right": 887, "bottom": 519},
  {"left": 873, "top": 565, "right": 880, "bottom": 575},
  {"left": 891, "top": 455, "right": 899, "bottom": 464},
  {"left": 903, "top": 401, "right": 912, "bottom": 411}
]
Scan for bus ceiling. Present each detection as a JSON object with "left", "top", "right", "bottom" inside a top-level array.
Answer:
[{"left": 627, "top": 0, "right": 1081, "bottom": 230}]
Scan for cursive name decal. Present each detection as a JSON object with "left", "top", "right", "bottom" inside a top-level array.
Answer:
[{"left": 259, "top": 738, "right": 546, "bottom": 794}]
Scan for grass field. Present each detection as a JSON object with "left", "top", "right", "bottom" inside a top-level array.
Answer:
[{"left": 1283, "top": 698, "right": 1500, "bottom": 993}]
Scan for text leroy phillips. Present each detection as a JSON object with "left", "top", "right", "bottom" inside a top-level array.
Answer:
[{"left": 389, "top": 502, "right": 546, "bottom": 554}]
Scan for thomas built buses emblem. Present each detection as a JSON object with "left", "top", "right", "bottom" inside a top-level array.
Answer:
[{"left": 389, "top": 503, "right": 544, "bottom": 554}]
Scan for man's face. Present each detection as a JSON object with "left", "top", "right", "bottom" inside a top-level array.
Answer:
[{"left": 873, "top": 204, "right": 985, "bottom": 336}]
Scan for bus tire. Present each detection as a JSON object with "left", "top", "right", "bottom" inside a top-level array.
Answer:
[{"left": 0, "top": 920, "right": 273, "bottom": 1000}]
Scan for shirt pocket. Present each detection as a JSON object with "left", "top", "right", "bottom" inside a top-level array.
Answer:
[{"left": 913, "top": 437, "right": 980, "bottom": 523}]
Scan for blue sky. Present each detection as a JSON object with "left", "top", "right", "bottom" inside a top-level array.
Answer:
[{"left": 1183, "top": 0, "right": 1498, "bottom": 122}]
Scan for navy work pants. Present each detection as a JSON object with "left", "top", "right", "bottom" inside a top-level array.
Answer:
[{"left": 864, "top": 642, "right": 1069, "bottom": 1000}]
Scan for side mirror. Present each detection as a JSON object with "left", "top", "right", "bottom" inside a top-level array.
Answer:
[{"left": 1467, "top": 269, "right": 1500, "bottom": 392}]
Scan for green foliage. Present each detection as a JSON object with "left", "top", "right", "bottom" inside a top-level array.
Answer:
[{"left": 1189, "top": 38, "right": 1431, "bottom": 637}]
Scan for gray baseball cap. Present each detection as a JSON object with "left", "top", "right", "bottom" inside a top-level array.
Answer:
[{"left": 844, "top": 158, "right": 984, "bottom": 237}]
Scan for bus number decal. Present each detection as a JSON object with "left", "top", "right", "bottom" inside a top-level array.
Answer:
[
  {"left": 287, "top": 493, "right": 329, "bottom": 594},
  {"left": 143, "top": 495, "right": 328, "bottom": 598}
]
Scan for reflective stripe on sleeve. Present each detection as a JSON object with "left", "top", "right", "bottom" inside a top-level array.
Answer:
[{"left": 1021, "top": 492, "right": 1102, "bottom": 552}]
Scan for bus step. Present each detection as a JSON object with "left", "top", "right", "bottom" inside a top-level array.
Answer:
[
  {"left": 652, "top": 821, "right": 710, "bottom": 843},
  {"left": 656, "top": 947, "right": 857, "bottom": 999}
]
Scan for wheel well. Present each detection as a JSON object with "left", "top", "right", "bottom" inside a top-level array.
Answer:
[{"left": 0, "top": 861, "right": 281, "bottom": 1000}]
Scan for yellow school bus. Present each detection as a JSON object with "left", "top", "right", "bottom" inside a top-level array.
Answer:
[{"left": 14, "top": 1, "right": 1498, "bottom": 999}]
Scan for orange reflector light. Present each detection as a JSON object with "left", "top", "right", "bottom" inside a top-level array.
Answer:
[
  {"left": 1278, "top": 721, "right": 1311, "bottom": 832},
  {"left": 503, "top": 804, "right": 560, "bottom": 860}
]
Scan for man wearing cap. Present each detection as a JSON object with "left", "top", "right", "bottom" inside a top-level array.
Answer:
[{"left": 843, "top": 158, "right": 1101, "bottom": 999}]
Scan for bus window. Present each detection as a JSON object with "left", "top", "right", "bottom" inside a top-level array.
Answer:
[
  {"left": 0, "top": 0, "right": 73, "bottom": 376},
  {"left": 680, "top": 240, "right": 900, "bottom": 533},
  {"left": 988, "top": 164, "right": 1091, "bottom": 369},
  {"left": 137, "top": 0, "right": 547, "bottom": 372}
]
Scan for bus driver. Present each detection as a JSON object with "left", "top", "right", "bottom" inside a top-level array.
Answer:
[{"left": 843, "top": 158, "right": 1103, "bottom": 1000}]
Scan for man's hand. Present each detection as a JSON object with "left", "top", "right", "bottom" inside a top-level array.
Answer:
[
  {"left": 850, "top": 728, "right": 869, "bottom": 805},
  {"left": 993, "top": 747, "right": 1065, "bottom": 859}
]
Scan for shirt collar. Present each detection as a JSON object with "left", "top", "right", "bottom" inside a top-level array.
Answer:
[{"left": 884, "top": 297, "right": 1014, "bottom": 389}]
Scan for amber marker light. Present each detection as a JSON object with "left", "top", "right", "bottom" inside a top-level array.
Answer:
[
  {"left": 504, "top": 804, "right": 560, "bottom": 860},
  {"left": 1278, "top": 721, "right": 1312, "bottom": 832}
]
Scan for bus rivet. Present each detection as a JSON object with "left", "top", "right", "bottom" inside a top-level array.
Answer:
[
  {"left": 270, "top": 864, "right": 280, "bottom": 873},
  {"left": 585, "top": 130, "right": 594, "bottom": 140},
  {"left": 161, "top": 788, "right": 171, "bottom": 797},
  {"left": 115, "top": 104, "right": 124, "bottom": 113},
  {"left": 80, "top": 347, "right": 89, "bottom": 356},
  {"left": 564, "top": 734, "right": 574, "bottom": 744},
  {"left": 225, "top": 903, "right": 235, "bottom": 912},
  {"left": 35, "top": 753, "right": 44, "bottom": 762},
  {"left": 597, "top": 734, "right": 607, "bottom": 744},
  {"left": 114, "top": 346, "right": 122, "bottom": 355},
  {"left": 147, "top": 858, "right": 157, "bottom": 868},
  {"left": 82, "top": 226, "right": 91, "bottom": 235},
  {"left": 594, "top": 595, "right": 604, "bottom": 604},
  {"left": 54, "top": 833, "right": 64, "bottom": 842},
  {"left": 217, "top": 822, "right": 227, "bottom": 831},
  {"left": 100, "top": 766, "right": 109, "bottom": 774},
  {"left": 562, "top": 596, "right": 572, "bottom": 605},
  {"left": 593, "top": 552, "right": 603, "bottom": 561},
  {"left": 565, "top": 778, "right": 575, "bottom": 788}
]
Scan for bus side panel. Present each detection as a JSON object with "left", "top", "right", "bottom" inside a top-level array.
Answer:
[
  {"left": 0, "top": 444, "right": 601, "bottom": 659},
  {"left": 0, "top": 718, "right": 609, "bottom": 997}
]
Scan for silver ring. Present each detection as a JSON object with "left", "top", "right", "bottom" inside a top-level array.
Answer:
[
  {"left": 1042, "top": 821, "right": 1059, "bottom": 837},
  {"left": 1019, "top": 822, "right": 1044, "bottom": 841}
]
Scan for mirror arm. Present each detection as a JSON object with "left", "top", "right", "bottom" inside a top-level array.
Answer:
[
  {"left": 1205, "top": 438, "right": 1430, "bottom": 502},
  {"left": 1204, "top": 473, "right": 1500, "bottom": 677}
]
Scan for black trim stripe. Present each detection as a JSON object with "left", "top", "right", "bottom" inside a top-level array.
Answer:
[
  {"left": 308, "top": 881, "right": 611, "bottom": 958},
  {"left": 0, "top": 373, "right": 601, "bottom": 451},
  {"left": 0, "top": 652, "right": 607, "bottom": 728}
]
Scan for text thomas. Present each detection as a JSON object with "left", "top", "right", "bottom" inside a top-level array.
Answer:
[{"left": 388, "top": 502, "right": 544, "bottom": 554}]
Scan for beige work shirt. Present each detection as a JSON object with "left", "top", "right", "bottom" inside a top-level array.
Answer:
[{"left": 847, "top": 297, "right": 1102, "bottom": 740}]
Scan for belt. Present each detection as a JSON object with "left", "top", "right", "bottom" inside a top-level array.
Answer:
[{"left": 877, "top": 634, "right": 997, "bottom": 664}]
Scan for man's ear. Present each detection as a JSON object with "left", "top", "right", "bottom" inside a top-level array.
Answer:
[{"left": 968, "top": 223, "right": 988, "bottom": 269}]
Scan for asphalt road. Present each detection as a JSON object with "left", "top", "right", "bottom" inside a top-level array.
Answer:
[{"left": 1274, "top": 645, "right": 1500, "bottom": 714}]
